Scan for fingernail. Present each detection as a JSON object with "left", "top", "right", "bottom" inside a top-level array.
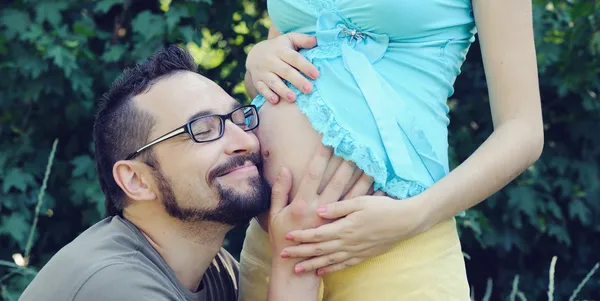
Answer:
[
  {"left": 295, "top": 266, "right": 304, "bottom": 274},
  {"left": 303, "top": 83, "right": 312, "bottom": 93},
  {"left": 317, "top": 269, "right": 325, "bottom": 276},
  {"left": 287, "top": 92, "right": 295, "bottom": 101},
  {"left": 280, "top": 251, "right": 289, "bottom": 258},
  {"left": 285, "top": 233, "right": 293, "bottom": 240},
  {"left": 316, "top": 206, "right": 327, "bottom": 214},
  {"left": 310, "top": 70, "right": 319, "bottom": 79},
  {"left": 269, "top": 95, "right": 277, "bottom": 103}
]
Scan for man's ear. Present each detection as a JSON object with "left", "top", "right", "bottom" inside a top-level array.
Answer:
[{"left": 113, "top": 160, "right": 157, "bottom": 202}]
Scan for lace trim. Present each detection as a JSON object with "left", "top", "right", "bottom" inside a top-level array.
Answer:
[
  {"left": 300, "top": 42, "right": 341, "bottom": 62},
  {"left": 306, "top": 0, "right": 339, "bottom": 14},
  {"left": 291, "top": 83, "right": 428, "bottom": 200}
]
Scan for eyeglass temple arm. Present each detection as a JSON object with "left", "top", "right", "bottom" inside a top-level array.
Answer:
[{"left": 128, "top": 127, "right": 186, "bottom": 159}]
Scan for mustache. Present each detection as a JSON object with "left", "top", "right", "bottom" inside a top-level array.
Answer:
[{"left": 208, "top": 153, "right": 263, "bottom": 182}]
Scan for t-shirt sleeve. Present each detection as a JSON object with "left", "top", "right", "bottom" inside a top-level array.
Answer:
[{"left": 73, "top": 263, "right": 180, "bottom": 301}]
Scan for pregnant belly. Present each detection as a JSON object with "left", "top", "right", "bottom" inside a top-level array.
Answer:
[{"left": 256, "top": 101, "right": 363, "bottom": 197}]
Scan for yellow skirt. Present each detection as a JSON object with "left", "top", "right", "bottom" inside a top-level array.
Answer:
[{"left": 239, "top": 217, "right": 470, "bottom": 301}]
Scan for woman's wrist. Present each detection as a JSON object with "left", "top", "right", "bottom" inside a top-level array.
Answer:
[{"left": 390, "top": 194, "right": 438, "bottom": 238}]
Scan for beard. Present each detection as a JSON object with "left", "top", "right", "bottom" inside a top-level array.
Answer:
[{"left": 147, "top": 152, "right": 271, "bottom": 226}]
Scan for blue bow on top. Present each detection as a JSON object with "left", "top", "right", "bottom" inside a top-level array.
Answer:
[{"left": 303, "top": 11, "right": 446, "bottom": 184}]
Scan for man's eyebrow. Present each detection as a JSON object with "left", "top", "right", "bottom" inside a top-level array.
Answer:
[
  {"left": 187, "top": 110, "right": 213, "bottom": 122},
  {"left": 186, "top": 102, "right": 242, "bottom": 122},
  {"left": 231, "top": 102, "right": 243, "bottom": 111}
]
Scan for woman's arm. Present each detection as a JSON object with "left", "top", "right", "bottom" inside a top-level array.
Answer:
[{"left": 418, "top": 0, "right": 544, "bottom": 227}]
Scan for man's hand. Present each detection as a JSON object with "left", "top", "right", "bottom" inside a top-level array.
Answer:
[
  {"left": 245, "top": 33, "right": 319, "bottom": 103},
  {"left": 266, "top": 145, "right": 373, "bottom": 301},
  {"left": 268, "top": 145, "right": 373, "bottom": 273}
]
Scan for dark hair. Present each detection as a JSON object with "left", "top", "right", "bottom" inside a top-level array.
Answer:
[{"left": 93, "top": 45, "right": 197, "bottom": 216}]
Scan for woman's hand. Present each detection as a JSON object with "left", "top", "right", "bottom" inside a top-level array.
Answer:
[
  {"left": 281, "top": 194, "right": 430, "bottom": 275},
  {"left": 245, "top": 33, "right": 319, "bottom": 104}
]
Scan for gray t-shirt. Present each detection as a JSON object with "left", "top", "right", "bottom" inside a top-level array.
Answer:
[{"left": 19, "top": 216, "right": 239, "bottom": 301}]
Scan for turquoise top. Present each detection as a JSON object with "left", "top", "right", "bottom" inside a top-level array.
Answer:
[{"left": 253, "top": 0, "right": 477, "bottom": 199}]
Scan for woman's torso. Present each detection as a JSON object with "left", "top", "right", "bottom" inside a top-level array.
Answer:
[{"left": 262, "top": 0, "right": 477, "bottom": 196}]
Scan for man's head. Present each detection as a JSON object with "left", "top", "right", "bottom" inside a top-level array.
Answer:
[{"left": 93, "top": 45, "right": 270, "bottom": 226}]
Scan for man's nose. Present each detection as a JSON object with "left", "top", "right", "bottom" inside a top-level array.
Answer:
[{"left": 222, "top": 120, "right": 259, "bottom": 155}]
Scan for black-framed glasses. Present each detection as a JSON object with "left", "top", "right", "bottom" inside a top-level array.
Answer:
[{"left": 126, "top": 105, "right": 259, "bottom": 160}]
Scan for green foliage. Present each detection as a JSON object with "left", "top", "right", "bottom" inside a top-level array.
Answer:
[{"left": 0, "top": 0, "right": 598, "bottom": 300}]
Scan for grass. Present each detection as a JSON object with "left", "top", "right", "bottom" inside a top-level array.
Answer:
[{"left": 471, "top": 255, "right": 599, "bottom": 301}]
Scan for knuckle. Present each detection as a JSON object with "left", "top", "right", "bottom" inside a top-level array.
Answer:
[
  {"left": 327, "top": 255, "right": 336, "bottom": 264},
  {"left": 307, "top": 170, "right": 321, "bottom": 181},
  {"left": 275, "top": 47, "right": 285, "bottom": 57},
  {"left": 267, "top": 78, "right": 282, "bottom": 89},
  {"left": 314, "top": 247, "right": 324, "bottom": 256},
  {"left": 329, "top": 179, "right": 346, "bottom": 193},
  {"left": 271, "top": 187, "right": 283, "bottom": 197},
  {"left": 280, "top": 67, "right": 292, "bottom": 79},
  {"left": 290, "top": 201, "right": 308, "bottom": 219},
  {"left": 341, "top": 227, "right": 354, "bottom": 238}
]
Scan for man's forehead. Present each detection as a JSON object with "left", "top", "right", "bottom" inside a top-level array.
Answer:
[{"left": 134, "top": 71, "right": 239, "bottom": 128}]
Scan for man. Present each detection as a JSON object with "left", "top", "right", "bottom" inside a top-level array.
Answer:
[{"left": 18, "top": 45, "right": 365, "bottom": 301}]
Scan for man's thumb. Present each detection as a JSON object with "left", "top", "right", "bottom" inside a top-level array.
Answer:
[
  {"left": 287, "top": 33, "right": 317, "bottom": 50},
  {"left": 270, "top": 167, "right": 292, "bottom": 214}
]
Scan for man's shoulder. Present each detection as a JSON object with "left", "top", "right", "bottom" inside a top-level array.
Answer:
[
  {"left": 71, "top": 261, "right": 179, "bottom": 301},
  {"left": 18, "top": 217, "right": 159, "bottom": 301}
]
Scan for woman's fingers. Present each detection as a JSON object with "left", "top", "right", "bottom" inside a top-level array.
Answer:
[
  {"left": 262, "top": 71, "right": 296, "bottom": 102},
  {"left": 253, "top": 80, "right": 279, "bottom": 104},
  {"left": 294, "top": 251, "right": 351, "bottom": 274},
  {"left": 316, "top": 257, "right": 364, "bottom": 276},
  {"left": 280, "top": 240, "right": 343, "bottom": 259},
  {"left": 286, "top": 219, "right": 343, "bottom": 243}
]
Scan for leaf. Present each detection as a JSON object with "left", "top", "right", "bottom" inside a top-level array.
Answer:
[
  {"left": 95, "top": 0, "right": 123, "bottom": 14},
  {"left": 547, "top": 223, "right": 571, "bottom": 246},
  {"left": 2, "top": 168, "right": 35, "bottom": 193},
  {"left": 131, "top": 11, "right": 166, "bottom": 41},
  {"left": 101, "top": 45, "right": 126, "bottom": 63},
  {"left": 179, "top": 26, "right": 197, "bottom": 43},
  {"left": 69, "top": 71, "right": 93, "bottom": 98},
  {"left": 0, "top": 213, "right": 30, "bottom": 247},
  {"left": 0, "top": 9, "right": 31, "bottom": 40},
  {"left": 21, "top": 23, "right": 45, "bottom": 43},
  {"left": 71, "top": 155, "right": 95, "bottom": 178},
  {"left": 553, "top": 178, "right": 572, "bottom": 198},
  {"left": 166, "top": 5, "right": 189, "bottom": 32},
  {"left": 568, "top": 199, "right": 591, "bottom": 225},
  {"left": 590, "top": 31, "right": 600, "bottom": 56},
  {"left": 547, "top": 201, "right": 564, "bottom": 220},
  {"left": 570, "top": 1, "right": 595, "bottom": 18},
  {"left": 35, "top": 1, "right": 68, "bottom": 26},
  {"left": 507, "top": 186, "right": 539, "bottom": 222},
  {"left": 46, "top": 45, "right": 77, "bottom": 77},
  {"left": 73, "top": 21, "right": 95, "bottom": 38}
]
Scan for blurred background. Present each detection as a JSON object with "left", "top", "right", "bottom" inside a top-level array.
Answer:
[{"left": 0, "top": 0, "right": 599, "bottom": 300}]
